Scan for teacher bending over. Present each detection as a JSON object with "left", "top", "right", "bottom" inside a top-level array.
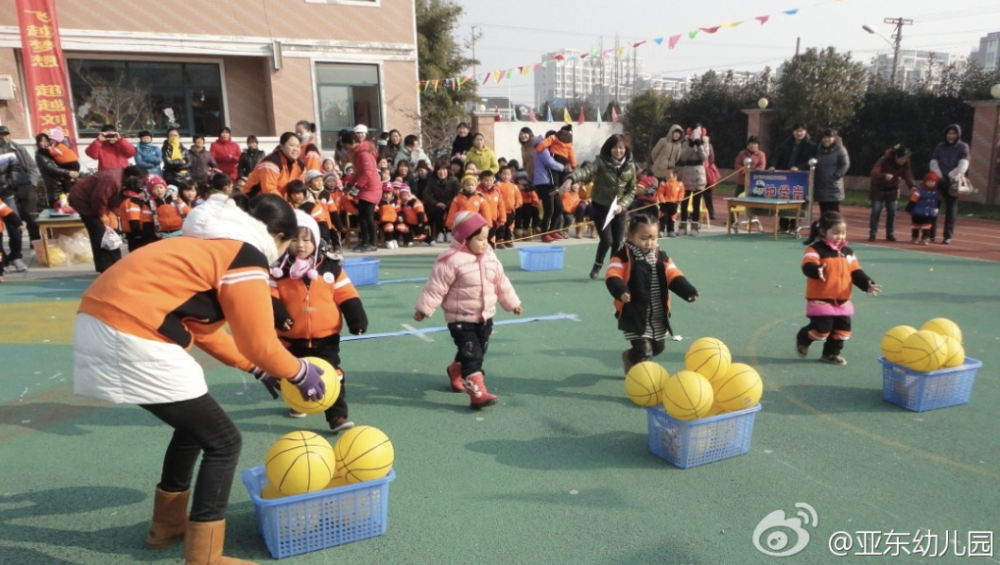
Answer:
[
  {"left": 561, "top": 134, "right": 637, "bottom": 279},
  {"left": 73, "top": 193, "right": 326, "bottom": 565}
]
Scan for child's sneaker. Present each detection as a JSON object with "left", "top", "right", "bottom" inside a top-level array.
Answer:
[
  {"left": 820, "top": 354, "right": 847, "bottom": 365},
  {"left": 668, "top": 231, "right": 677, "bottom": 238},
  {"left": 796, "top": 342, "right": 809, "bottom": 358},
  {"left": 919, "top": 239, "right": 930, "bottom": 246},
  {"left": 288, "top": 409, "right": 307, "bottom": 419},
  {"left": 436, "top": 232, "right": 445, "bottom": 243},
  {"left": 329, "top": 416, "right": 355, "bottom": 434},
  {"left": 690, "top": 225, "right": 700, "bottom": 237}
]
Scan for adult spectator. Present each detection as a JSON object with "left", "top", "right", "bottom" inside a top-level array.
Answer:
[
  {"left": 732, "top": 136, "right": 767, "bottom": 227},
  {"left": 340, "top": 130, "right": 380, "bottom": 252},
  {"left": 451, "top": 122, "right": 473, "bottom": 159},
  {"left": 67, "top": 165, "right": 146, "bottom": 273},
  {"left": 518, "top": 127, "right": 536, "bottom": 179},
  {"left": 532, "top": 131, "right": 566, "bottom": 243},
  {"left": 134, "top": 130, "right": 162, "bottom": 176},
  {"left": 243, "top": 132, "right": 304, "bottom": 198},
  {"left": 868, "top": 144, "right": 914, "bottom": 242},
  {"left": 424, "top": 160, "right": 458, "bottom": 243},
  {"left": 161, "top": 127, "right": 191, "bottom": 185},
  {"left": 393, "top": 134, "right": 430, "bottom": 170},
  {"left": 380, "top": 129, "right": 403, "bottom": 165},
  {"left": 650, "top": 124, "right": 684, "bottom": 181},
  {"left": 72, "top": 193, "right": 318, "bottom": 565},
  {"left": 770, "top": 122, "right": 817, "bottom": 233},
  {"left": 562, "top": 133, "right": 637, "bottom": 279},
  {"left": 0, "top": 125, "right": 40, "bottom": 272},
  {"left": 296, "top": 121, "right": 323, "bottom": 172},
  {"left": 465, "top": 132, "right": 499, "bottom": 174},
  {"left": 36, "top": 133, "right": 80, "bottom": 207},
  {"left": 210, "top": 127, "right": 241, "bottom": 181},
  {"left": 85, "top": 124, "right": 137, "bottom": 171},
  {"left": 676, "top": 125, "right": 709, "bottom": 236},
  {"left": 813, "top": 128, "right": 850, "bottom": 215},
  {"left": 186, "top": 135, "right": 218, "bottom": 187},
  {"left": 929, "top": 124, "right": 970, "bottom": 244},
  {"left": 237, "top": 135, "right": 265, "bottom": 181}
]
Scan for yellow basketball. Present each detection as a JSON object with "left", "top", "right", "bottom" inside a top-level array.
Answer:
[
  {"left": 901, "top": 330, "right": 947, "bottom": 373},
  {"left": 661, "top": 370, "right": 715, "bottom": 421},
  {"left": 265, "top": 431, "right": 336, "bottom": 496},
  {"left": 684, "top": 338, "right": 732, "bottom": 383},
  {"left": 711, "top": 363, "right": 763, "bottom": 412},
  {"left": 280, "top": 357, "right": 342, "bottom": 415},
  {"left": 941, "top": 336, "right": 965, "bottom": 368},
  {"left": 705, "top": 404, "right": 727, "bottom": 417},
  {"left": 881, "top": 325, "right": 916, "bottom": 364},
  {"left": 334, "top": 426, "right": 394, "bottom": 484},
  {"left": 260, "top": 483, "right": 284, "bottom": 500},
  {"left": 326, "top": 474, "right": 350, "bottom": 490},
  {"left": 921, "top": 318, "right": 962, "bottom": 345},
  {"left": 625, "top": 362, "right": 669, "bottom": 407}
]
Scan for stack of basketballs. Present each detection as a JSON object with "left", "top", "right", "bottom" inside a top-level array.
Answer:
[
  {"left": 881, "top": 318, "right": 964, "bottom": 373},
  {"left": 259, "top": 357, "right": 395, "bottom": 499},
  {"left": 623, "top": 337, "right": 763, "bottom": 421}
]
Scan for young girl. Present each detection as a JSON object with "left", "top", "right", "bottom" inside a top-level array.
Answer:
[
  {"left": 908, "top": 171, "right": 942, "bottom": 245},
  {"left": 147, "top": 175, "right": 188, "bottom": 238},
  {"left": 269, "top": 211, "right": 368, "bottom": 430},
  {"left": 656, "top": 168, "right": 685, "bottom": 237},
  {"left": 413, "top": 211, "right": 522, "bottom": 409},
  {"left": 377, "top": 183, "right": 400, "bottom": 249},
  {"left": 446, "top": 174, "right": 486, "bottom": 228},
  {"left": 176, "top": 178, "right": 198, "bottom": 209},
  {"left": 796, "top": 212, "right": 881, "bottom": 365},
  {"left": 605, "top": 214, "right": 699, "bottom": 374}
]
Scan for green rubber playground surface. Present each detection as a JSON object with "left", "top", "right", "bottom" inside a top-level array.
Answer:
[{"left": 1, "top": 236, "right": 998, "bottom": 564}]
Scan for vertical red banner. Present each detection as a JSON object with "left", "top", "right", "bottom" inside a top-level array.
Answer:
[{"left": 16, "top": 0, "right": 76, "bottom": 144}]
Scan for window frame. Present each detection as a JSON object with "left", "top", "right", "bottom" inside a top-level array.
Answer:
[{"left": 313, "top": 61, "right": 384, "bottom": 150}]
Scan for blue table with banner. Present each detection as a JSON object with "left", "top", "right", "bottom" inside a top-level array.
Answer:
[{"left": 725, "top": 169, "right": 813, "bottom": 240}]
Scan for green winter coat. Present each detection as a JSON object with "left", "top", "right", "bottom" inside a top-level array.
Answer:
[{"left": 569, "top": 155, "right": 637, "bottom": 210}]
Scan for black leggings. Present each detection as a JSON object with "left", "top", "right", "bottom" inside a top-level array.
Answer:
[
  {"left": 536, "top": 185, "right": 564, "bottom": 233},
  {"left": 427, "top": 204, "right": 448, "bottom": 236},
  {"left": 680, "top": 190, "right": 703, "bottom": 224},
  {"left": 287, "top": 335, "right": 348, "bottom": 421},
  {"left": 141, "top": 393, "right": 242, "bottom": 522},
  {"left": 797, "top": 315, "right": 851, "bottom": 356},
  {"left": 356, "top": 200, "right": 377, "bottom": 246},
  {"left": 448, "top": 319, "right": 493, "bottom": 377},
  {"left": 591, "top": 202, "right": 626, "bottom": 268},
  {"left": 80, "top": 214, "right": 122, "bottom": 273},
  {"left": 627, "top": 338, "right": 666, "bottom": 364}
]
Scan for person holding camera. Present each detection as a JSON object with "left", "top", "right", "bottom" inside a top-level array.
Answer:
[{"left": 85, "top": 124, "right": 136, "bottom": 171}]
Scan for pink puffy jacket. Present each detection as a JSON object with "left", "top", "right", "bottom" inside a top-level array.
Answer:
[{"left": 414, "top": 242, "right": 521, "bottom": 323}]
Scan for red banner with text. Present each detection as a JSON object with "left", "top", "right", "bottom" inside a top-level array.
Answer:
[{"left": 16, "top": 0, "right": 76, "bottom": 144}]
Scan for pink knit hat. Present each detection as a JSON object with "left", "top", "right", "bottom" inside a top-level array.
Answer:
[
  {"left": 146, "top": 174, "right": 167, "bottom": 192},
  {"left": 49, "top": 126, "right": 65, "bottom": 143},
  {"left": 452, "top": 211, "right": 487, "bottom": 243}
]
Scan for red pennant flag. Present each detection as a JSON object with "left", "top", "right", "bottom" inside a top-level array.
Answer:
[
  {"left": 632, "top": 40, "right": 647, "bottom": 48},
  {"left": 530, "top": 108, "right": 537, "bottom": 123},
  {"left": 700, "top": 26, "right": 720, "bottom": 34},
  {"left": 611, "top": 107, "right": 619, "bottom": 126},
  {"left": 578, "top": 107, "right": 585, "bottom": 125},
  {"left": 553, "top": 54, "right": 565, "bottom": 61},
  {"left": 668, "top": 35, "right": 682, "bottom": 49},
  {"left": 755, "top": 15, "right": 770, "bottom": 25},
  {"left": 494, "top": 106, "right": 502, "bottom": 122},
  {"left": 482, "top": 73, "right": 491, "bottom": 85}
]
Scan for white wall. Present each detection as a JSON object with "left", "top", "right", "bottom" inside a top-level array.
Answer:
[{"left": 491, "top": 122, "right": 624, "bottom": 166}]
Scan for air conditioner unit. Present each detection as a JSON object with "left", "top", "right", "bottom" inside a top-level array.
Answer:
[{"left": 0, "top": 75, "right": 14, "bottom": 100}]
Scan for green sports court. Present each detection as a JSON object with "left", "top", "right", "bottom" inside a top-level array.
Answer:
[{"left": 1, "top": 230, "right": 997, "bottom": 564}]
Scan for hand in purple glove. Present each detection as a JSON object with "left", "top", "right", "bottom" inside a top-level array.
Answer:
[
  {"left": 289, "top": 360, "right": 326, "bottom": 402},
  {"left": 250, "top": 366, "right": 280, "bottom": 399}
]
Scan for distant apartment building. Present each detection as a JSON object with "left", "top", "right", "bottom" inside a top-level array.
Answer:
[
  {"left": 871, "top": 50, "right": 967, "bottom": 88},
  {"left": 534, "top": 48, "right": 645, "bottom": 109},
  {"left": 970, "top": 31, "right": 1000, "bottom": 71},
  {"left": 636, "top": 74, "right": 689, "bottom": 98}
]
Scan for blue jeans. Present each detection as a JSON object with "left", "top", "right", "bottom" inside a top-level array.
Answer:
[
  {"left": 869, "top": 199, "right": 897, "bottom": 238},
  {"left": 1, "top": 195, "right": 22, "bottom": 261}
]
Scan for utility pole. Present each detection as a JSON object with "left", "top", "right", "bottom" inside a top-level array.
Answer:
[
  {"left": 885, "top": 16, "right": 913, "bottom": 86},
  {"left": 470, "top": 25, "right": 482, "bottom": 78}
]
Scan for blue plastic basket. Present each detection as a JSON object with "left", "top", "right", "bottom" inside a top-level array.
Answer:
[
  {"left": 646, "top": 404, "right": 761, "bottom": 468},
  {"left": 242, "top": 466, "right": 395, "bottom": 559},
  {"left": 880, "top": 357, "right": 981, "bottom": 412},
  {"left": 342, "top": 257, "right": 379, "bottom": 286},
  {"left": 518, "top": 246, "right": 564, "bottom": 271}
]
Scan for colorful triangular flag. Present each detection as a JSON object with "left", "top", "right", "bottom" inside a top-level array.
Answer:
[
  {"left": 563, "top": 107, "right": 572, "bottom": 124},
  {"left": 512, "top": 106, "right": 519, "bottom": 122},
  {"left": 653, "top": 37, "right": 664, "bottom": 45},
  {"left": 492, "top": 70, "right": 502, "bottom": 83},
  {"left": 632, "top": 40, "right": 647, "bottom": 48},
  {"left": 783, "top": 9, "right": 799, "bottom": 15},
  {"left": 546, "top": 106, "right": 553, "bottom": 123},
  {"left": 505, "top": 68, "right": 514, "bottom": 79},
  {"left": 700, "top": 26, "right": 720, "bottom": 34},
  {"left": 577, "top": 107, "right": 585, "bottom": 125},
  {"left": 611, "top": 107, "right": 619, "bottom": 127},
  {"left": 482, "top": 73, "right": 491, "bottom": 85},
  {"left": 596, "top": 107, "right": 603, "bottom": 125},
  {"left": 494, "top": 106, "right": 502, "bottom": 122},
  {"left": 721, "top": 21, "right": 743, "bottom": 28},
  {"left": 688, "top": 30, "right": 699, "bottom": 39},
  {"left": 755, "top": 15, "right": 770, "bottom": 25},
  {"left": 530, "top": 108, "right": 537, "bottom": 123}
]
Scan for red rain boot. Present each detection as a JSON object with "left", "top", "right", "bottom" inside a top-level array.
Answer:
[
  {"left": 446, "top": 362, "right": 464, "bottom": 392},
  {"left": 464, "top": 372, "right": 497, "bottom": 410}
]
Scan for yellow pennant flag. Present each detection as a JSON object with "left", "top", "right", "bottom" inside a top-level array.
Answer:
[
  {"left": 563, "top": 107, "right": 572, "bottom": 124},
  {"left": 617, "top": 46, "right": 626, "bottom": 56},
  {"left": 492, "top": 70, "right": 502, "bottom": 83}
]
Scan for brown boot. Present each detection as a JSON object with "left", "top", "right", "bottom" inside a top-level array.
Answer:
[
  {"left": 146, "top": 487, "right": 189, "bottom": 549},
  {"left": 464, "top": 372, "right": 497, "bottom": 410},
  {"left": 575, "top": 226, "right": 584, "bottom": 239},
  {"left": 184, "top": 520, "right": 258, "bottom": 565}
]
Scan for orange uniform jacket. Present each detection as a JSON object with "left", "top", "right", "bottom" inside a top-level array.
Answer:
[
  {"left": 118, "top": 193, "right": 152, "bottom": 234},
  {"left": 242, "top": 151, "right": 306, "bottom": 198},
  {"left": 155, "top": 200, "right": 189, "bottom": 232},
  {"left": 446, "top": 192, "right": 486, "bottom": 227},
  {"left": 78, "top": 237, "right": 301, "bottom": 377},
  {"left": 49, "top": 143, "right": 79, "bottom": 166},
  {"left": 0, "top": 200, "right": 15, "bottom": 233},
  {"left": 535, "top": 136, "right": 577, "bottom": 168},
  {"left": 656, "top": 180, "right": 685, "bottom": 204},
  {"left": 519, "top": 186, "right": 539, "bottom": 207},
  {"left": 270, "top": 260, "right": 367, "bottom": 342},
  {"left": 497, "top": 180, "right": 521, "bottom": 217},
  {"left": 801, "top": 242, "right": 873, "bottom": 302},
  {"left": 401, "top": 197, "right": 425, "bottom": 225},
  {"left": 303, "top": 143, "right": 323, "bottom": 173},
  {"left": 479, "top": 185, "right": 506, "bottom": 227},
  {"left": 561, "top": 190, "right": 581, "bottom": 215},
  {"left": 377, "top": 201, "right": 398, "bottom": 224}
]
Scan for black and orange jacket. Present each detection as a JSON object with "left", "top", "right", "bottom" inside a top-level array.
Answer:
[
  {"left": 153, "top": 197, "right": 189, "bottom": 233},
  {"left": 446, "top": 192, "right": 486, "bottom": 227},
  {"left": 298, "top": 201, "right": 332, "bottom": 242},
  {"left": 400, "top": 196, "right": 426, "bottom": 225},
  {"left": 801, "top": 241, "right": 873, "bottom": 302},
  {"left": 0, "top": 199, "right": 19, "bottom": 233},
  {"left": 118, "top": 190, "right": 153, "bottom": 234},
  {"left": 479, "top": 183, "right": 506, "bottom": 227},
  {"left": 78, "top": 237, "right": 301, "bottom": 378},
  {"left": 270, "top": 258, "right": 368, "bottom": 344},
  {"left": 243, "top": 150, "right": 306, "bottom": 198},
  {"left": 605, "top": 245, "right": 698, "bottom": 335}
]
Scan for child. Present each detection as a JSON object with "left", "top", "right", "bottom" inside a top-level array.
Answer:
[
  {"left": 287, "top": 179, "right": 333, "bottom": 245},
  {"left": 0, "top": 199, "right": 22, "bottom": 282},
  {"left": 320, "top": 173, "right": 346, "bottom": 256},
  {"left": 560, "top": 181, "right": 581, "bottom": 238},
  {"left": 118, "top": 176, "right": 155, "bottom": 250},
  {"left": 196, "top": 172, "right": 233, "bottom": 205},
  {"left": 447, "top": 174, "right": 486, "bottom": 229},
  {"left": 632, "top": 169, "right": 658, "bottom": 214},
  {"left": 268, "top": 211, "right": 368, "bottom": 431},
  {"left": 176, "top": 178, "right": 198, "bottom": 209},
  {"left": 605, "top": 213, "right": 700, "bottom": 374},
  {"left": 413, "top": 211, "right": 523, "bottom": 409},
  {"left": 536, "top": 125, "right": 577, "bottom": 174},
  {"left": 377, "top": 183, "right": 399, "bottom": 249},
  {"left": 655, "top": 168, "right": 685, "bottom": 237},
  {"left": 477, "top": 170, "right": 506, "bottom": 249},
  {"left": 513, "top": 170, "right": 539, "bottom": 241},
  {"left": 796, "top": 212, "right": 881, "bottom": 365},
  {"left": 908, "top": 172, "right": 942, "bottom": 245},
  {"left": 47, "top": 126, "right": 82, "bottom": 175},
  {"left": 397, "top": 185, "right": 427, "bottom": 246},
  {"left": 496, "top": 166, "right": 522, "bottom": 248},
  {"left": 147, "top": 175, "right": 188, "bottom": 238}
]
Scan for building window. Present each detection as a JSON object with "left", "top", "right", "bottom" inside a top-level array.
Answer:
[
  {"left": 69, "top": 59, "right": 224, "bottom": 138},
  {"left": 315, "top": 62, "right": 382, "bottom": 149}
]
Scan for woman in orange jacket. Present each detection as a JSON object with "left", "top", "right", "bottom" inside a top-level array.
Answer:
[{"left": 242, "top": 132, "right": 305, "bottom": 198}]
